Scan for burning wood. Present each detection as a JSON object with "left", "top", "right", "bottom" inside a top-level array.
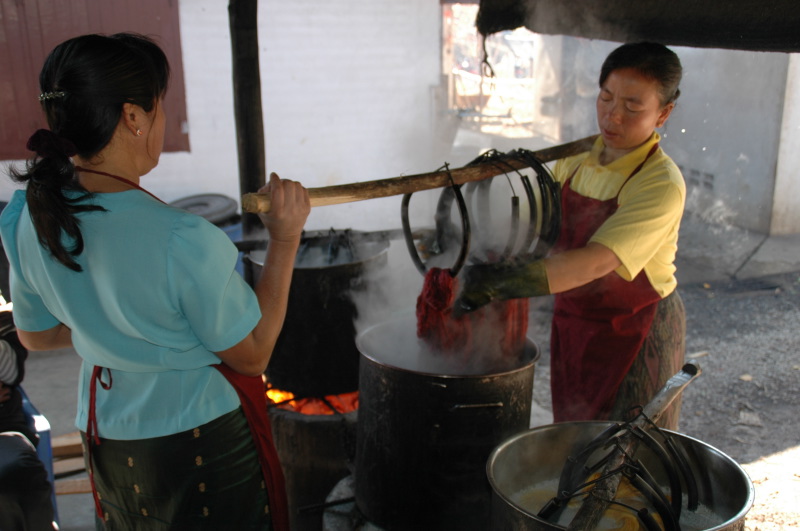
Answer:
[{"left": 266, "top": 384, "right": 358, "bottom": 415}]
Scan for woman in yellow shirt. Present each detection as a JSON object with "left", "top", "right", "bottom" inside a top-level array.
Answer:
[{"left": 457, "top": 42, "right": 686, "bottom": 429}]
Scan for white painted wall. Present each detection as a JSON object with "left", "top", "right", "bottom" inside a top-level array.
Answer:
[
  {"left": 258, "top": 0, "right": 448, "bottom": 232},
  {"left": 773, "top": 55, "right": 800, "bottom": 235},
  {"left": 1, "top": 0, "right": 447, "bottom": 234},
  {"left": 666, "top": 47, "right": 788, "bottom": 235},
  {"left": 168, "top": 0, "right": 449, "bottom": 233}
]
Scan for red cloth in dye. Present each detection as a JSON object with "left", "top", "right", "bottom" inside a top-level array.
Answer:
[{"left": 416, "top": 267, "right": 529, "bottom": 365}]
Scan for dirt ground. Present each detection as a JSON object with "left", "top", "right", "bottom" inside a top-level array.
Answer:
[{"left": 527, "top": 271, "right": 800, "bottom": 530}]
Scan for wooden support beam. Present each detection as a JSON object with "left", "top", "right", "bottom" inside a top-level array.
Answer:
[{"left": 229, "top": 0, "right": 266, "bottom": 235}]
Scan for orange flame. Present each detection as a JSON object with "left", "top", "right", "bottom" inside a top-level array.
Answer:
[
  {"left": 266, "top": 387, "right": 296, "bottom": 405},
  {"left": 265, "top": 380, "right": 358, "bottom": 415}
]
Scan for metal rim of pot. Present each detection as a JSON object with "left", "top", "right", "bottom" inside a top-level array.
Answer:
[
  {"left": 355, "top": 317, "right": 540, "bottom": 379},
  {"left": 246, "top": 229, "right": 391, "bottom": 272}
]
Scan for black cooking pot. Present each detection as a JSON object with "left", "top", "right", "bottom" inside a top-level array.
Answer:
[
  {"left": 245, "top": 229, "right": 389, "bottom": 396},
  {"left": 354, "top": 316, "right": 539, "bottom": 530}
]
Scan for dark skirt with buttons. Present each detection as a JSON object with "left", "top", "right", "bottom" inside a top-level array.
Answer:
[{"left": 83, "top": 407, "right": 271, "bottom": 530}]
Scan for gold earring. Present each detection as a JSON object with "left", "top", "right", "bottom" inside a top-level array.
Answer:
[{"left": 136, "top": 129, "right": 143, "bottom": 136}]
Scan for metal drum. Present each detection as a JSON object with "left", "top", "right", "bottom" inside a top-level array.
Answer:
[{"left": 355, "top": 316, "right": 539, "bottom": 531}]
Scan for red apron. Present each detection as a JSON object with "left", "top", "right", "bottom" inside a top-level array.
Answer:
[{"left": 550, "top": 144, "right": 661, "bottom": 422}]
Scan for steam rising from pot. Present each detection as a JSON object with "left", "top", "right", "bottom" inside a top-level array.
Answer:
[{"left": 351, "top": 241, "right": 530, "bottom": 376}]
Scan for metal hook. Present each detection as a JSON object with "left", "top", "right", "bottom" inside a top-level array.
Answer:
[{"left": 401, "top": 166, "right": 471, "bottom": 276}]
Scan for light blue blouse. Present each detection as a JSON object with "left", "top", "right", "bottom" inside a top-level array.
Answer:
[{"left": 0, "top": 189, "right": 261, "bottom": 440}]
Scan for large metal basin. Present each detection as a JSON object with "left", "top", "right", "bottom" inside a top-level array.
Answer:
[{"left": 487, "top": 422, "right": 754, "bottom": 530}]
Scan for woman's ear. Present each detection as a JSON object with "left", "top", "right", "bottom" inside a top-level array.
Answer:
[
  {"left": 656, "top": 102, "right": 675, "bottom": 128},
  {"left": 121, "top": 102, "right": 144, "bottom": 136}
]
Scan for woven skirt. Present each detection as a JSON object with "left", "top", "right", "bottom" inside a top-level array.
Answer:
[
  {"left": 608, "top": 289, "right": 687, "bottom": 430},
  {"left": 83, "top": 407, "right": 271, "bottom": 530}
]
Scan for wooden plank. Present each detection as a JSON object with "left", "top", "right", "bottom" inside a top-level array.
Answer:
[
  {"left": 52, "top": 431, "right": 83, "bottom": 459},
  {"left": 0, "top": 0, "right": 188, "bottom": 160},
  {"left": 55, "top": 477, "right": 92, "bottom": 495},
  {"left": 53, "top": 456, "right": 86, "bottom": 477}
]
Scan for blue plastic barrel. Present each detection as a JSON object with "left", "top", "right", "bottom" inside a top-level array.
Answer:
[{"left": 20, "top": 387, "right": 59, "bottom": 526}]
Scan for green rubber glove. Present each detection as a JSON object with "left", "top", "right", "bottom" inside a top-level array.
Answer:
[{"left": 454, "top": 258, "right": 550, "bottom": 315}]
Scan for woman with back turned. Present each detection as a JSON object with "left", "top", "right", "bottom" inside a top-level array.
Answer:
[
  {"left": 457, "top": 42, "right": 686, "bottom": 429},
  {"left": 1, "top": 33, "right": 309, "bottom": 529}
]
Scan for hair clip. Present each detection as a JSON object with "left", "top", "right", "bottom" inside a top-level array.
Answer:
[{"left": 39, "top": 91, "right": 67, "bottom": 102}]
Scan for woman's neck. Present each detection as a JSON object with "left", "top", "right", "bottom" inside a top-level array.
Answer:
[
  {"left": 74, "top": 164, "right": 164, "bottom": 204},
  {"left": 598, "top": 135, "right": 654, "bottom": 166},
  {"left": 73, "top": 158, "right": 141, "bottom": 193},
  {"left": 598, "top": 146, "right": 630, "bottom": 166}
]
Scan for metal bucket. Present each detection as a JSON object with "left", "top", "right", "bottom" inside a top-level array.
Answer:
[
  {"left": 355, "top": 316, "right": 539, "bottom": 531},
  {"left": 487, "top": 422, "right": 755, "bottom": 530}
]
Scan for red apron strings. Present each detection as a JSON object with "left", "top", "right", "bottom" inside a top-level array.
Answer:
[
  {"left": 87, "top": 365, "right": 112, "bottom": 519},
  {"left": 74, "top": 166, "right": 166, "bottom": 204},
  {"left": 213, "top": 363, "right": 290, "bottom": 531}
]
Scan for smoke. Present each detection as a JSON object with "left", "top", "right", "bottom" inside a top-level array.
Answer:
[
  {"left": 351, "top": 240, "right": 424, "bottom": 336},
  {"left": 356, "top": 312, "right": 536, "bottom": 377},
  {"left": 350, "top": 236, "right": 535, "bottom": 377}
]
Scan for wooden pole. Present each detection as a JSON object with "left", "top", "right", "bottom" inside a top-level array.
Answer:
[
  {"left": 242, "top": 135, "right": 598, "bottom": 213},
  {"left": 228, "top": 0, "right": 265, "bottom": 235}
]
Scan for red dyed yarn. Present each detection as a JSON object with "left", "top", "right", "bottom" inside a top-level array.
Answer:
[{"left": 416, "top": 267, "right": 529, "bottom": 363}]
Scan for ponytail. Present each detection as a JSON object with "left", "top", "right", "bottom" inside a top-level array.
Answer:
[{"left": 11, "top": 129, "right": 104, "bottom": 272}]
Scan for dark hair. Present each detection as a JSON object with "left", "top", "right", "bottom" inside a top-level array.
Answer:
[
  {"left": 599, "top": 42, "right": 682, "bottom": 107},
  {"left": 10, "top": 33, "right": 170, "bottom": 272}
]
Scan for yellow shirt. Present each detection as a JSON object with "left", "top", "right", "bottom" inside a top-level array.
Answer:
[{"left": 552, "top": 133, "right": 686, "bottom": 298}]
